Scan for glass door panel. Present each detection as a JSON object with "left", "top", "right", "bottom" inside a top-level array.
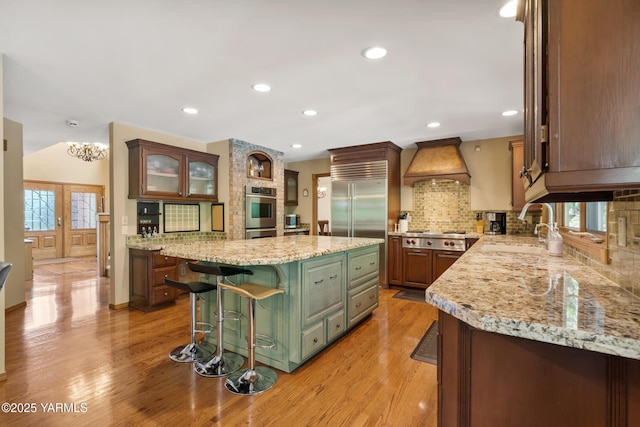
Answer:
[
  {"left": 146, "top": 154, "right": 180, "bottom": 193},
  {"left": 188, "top": 160, "right": 215, "bottom": 197}
]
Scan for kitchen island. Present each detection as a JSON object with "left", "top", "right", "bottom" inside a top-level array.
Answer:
[
  {"left": 160, "top": 235, "right": 383, "bottom": 373},
  {"left": 426, "top": 235, "right": 640, "bottom": 426}
]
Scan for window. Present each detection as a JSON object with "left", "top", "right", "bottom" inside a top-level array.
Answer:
[
  {"left": 24, "top": 189, "right": 56, "bottom": 231},
  {"left": 557, "top": 201, "right": 608, "bottom": 263},
  {"left": 70, "top": 192, "right": 97, "bottom": 229},
  {"left": 560, "top": 201, "right": 607, "bottom": 234}
]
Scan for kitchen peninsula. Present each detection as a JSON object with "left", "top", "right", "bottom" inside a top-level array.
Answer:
[
  {"left": 427, "top": 235, "right": 640, "bottom": 426},
  {"left": 159, "top": 235, "right": 383, "bottom": 373}
]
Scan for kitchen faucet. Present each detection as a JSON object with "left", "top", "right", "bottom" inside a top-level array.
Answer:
[
  {"left": 518, "top": 202, "right": 555, "bottom": 226},
  {"left": 518, "top": 202, "right": 563, "bottom": 256}
]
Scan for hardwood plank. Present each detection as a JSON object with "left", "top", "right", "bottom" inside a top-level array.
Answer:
[{"left": 1, "top": 258, "right": 438, "bottom": 425}]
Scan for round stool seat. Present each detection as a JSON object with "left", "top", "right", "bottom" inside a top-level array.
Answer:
[
  {"left": 164, "top": 278, "right": 217, "bottom": 294},
  {"left": 187, "top": 262, "right": 253, "bottom": 278}
]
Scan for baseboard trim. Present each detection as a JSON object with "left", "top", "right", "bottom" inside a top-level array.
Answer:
[
  {"left": 109, "top": 302, "right": 129, "bottom": 311},
  {"left": 5, "top": 301, "right": 27, "bottom": 313},
  {"left": 0, "top": 372, "right": 7, "bottom": 382}
]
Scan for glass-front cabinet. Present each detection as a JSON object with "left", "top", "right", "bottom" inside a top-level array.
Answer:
[
  {"left": 127, "top": 139, "right": 219, "bottom": 201},
  {"left": 187, "top": 154, "right": 217, "bottom": 199},
  {"left": 284, "top": 169, "right": 299, "bottom": 206}
]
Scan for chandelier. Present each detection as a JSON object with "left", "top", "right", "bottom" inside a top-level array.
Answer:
[{"left": 67, "top": 142, "right": 109, "bottom": 162}]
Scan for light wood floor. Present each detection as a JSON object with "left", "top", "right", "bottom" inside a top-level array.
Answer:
[{"left": 1, "top": 258, "right": 439, "bottom": 426}]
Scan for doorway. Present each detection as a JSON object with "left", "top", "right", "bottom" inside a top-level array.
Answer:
[
  {"left": 24, "top": 180, "right": 105, "bottom": 260},
  {"left": 312, "top": 173, "right": 331, "bottom": 235}
]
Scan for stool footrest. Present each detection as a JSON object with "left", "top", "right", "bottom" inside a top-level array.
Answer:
[{"left": 253, "top": 333, "right": 277, "bottom": 349}]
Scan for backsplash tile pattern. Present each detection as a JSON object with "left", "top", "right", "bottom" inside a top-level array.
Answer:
[
  {"left": 405, "top": 180, "right": 539, "bottom": 235},
  {"left": 127, "top": 231, "right": 226, "bottom": 246},
  {"left": 163, "top": 203, "right": 200, "bottom": 232}
]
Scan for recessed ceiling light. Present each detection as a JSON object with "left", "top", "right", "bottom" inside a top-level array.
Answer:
[
  {"left": 362, "top": 46, "right": 387, "bottom": 60},
  {"left": 252, "top": 83, "right": 271, "bottom": 92},
  {"left": 502, "top": 110, "right": 518, "bottom": 116},
  {"left": 499, "top": 0, "right": 517, "bottom": 18},
  {"left": 182, "top": 107, "right": 198, "bottom": 114},
  {"left": 302, "top": 110, "right": 317, "bottom": 116},
  {"left": 291, "top": 144, "right": 302, "bottom": 149},
  {"left": 427, "top": 122, "right": 441, "bottom": 128}
]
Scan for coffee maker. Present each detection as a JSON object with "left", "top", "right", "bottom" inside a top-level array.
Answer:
[{"left": 486, "top": 212, "right": 506, "bottom": 234}]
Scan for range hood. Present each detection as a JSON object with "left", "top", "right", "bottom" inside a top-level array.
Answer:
[{"left": 403, "top": 137, "right": 471, "bottom": 185}]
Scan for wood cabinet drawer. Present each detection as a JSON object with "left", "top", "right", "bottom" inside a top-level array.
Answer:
[
  {"left": 348, "top": 249, "right": 379, "bottom": 287},
  {"left": 348, "top": 281, "right": 379, "bottom": 327},
  {"left": 327, "top": 310, "right": 345, "bottom": 343},
  {"left": 153, "top": 253, "right": 177, "bottom": 268},
  {"left": 151, "top": 285, "right": 175, "bottom": 305},
  {"left": 301, "top": 255, "right": 345, "bottom": 328},
  {"left": 302, "top": 322, "right": 326, "bottom": 360},
  {"left": 153, "top": 266, "right": 177, "bottom": 286}
]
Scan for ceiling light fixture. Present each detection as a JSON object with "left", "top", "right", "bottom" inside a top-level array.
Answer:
[
  {"left": 291, "top": 144, "right": 302, "bottom": 149},
  {"left": 67, "top": 142, "right": 109, "bottom": 162},
  {"left": 502, "top": 110, "right": 518, "bottom": 116},
  {"left": 302, "top": 110, "right": 317, "bottom": 116},
  {"left": 182, "top": 107, "right": 198, "bottom": 114},
  {"left": 427, "top": 122, "right": 441, "bottom": 128},
  {"left": 252, "top": 83, "right": 271, "bottom": 92},
  {"left": 499, "top": 0, "right": 517, "bottom": 18},
  {"left": 362, "top": 46, "right": 387, "bottom": 60}
]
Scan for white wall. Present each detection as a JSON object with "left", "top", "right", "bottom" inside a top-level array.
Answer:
[
  {"left": 0, "top": 54, "right": 6, "bottom": 378},
  {"left": 3, "top": 118, "right": 26, "bottom": 310},
  {"left": 317, "top": 176, "right": 331, "bottom": 231},
  {"left": 285, "top": 157, "right": 331, "bottom": 225}
]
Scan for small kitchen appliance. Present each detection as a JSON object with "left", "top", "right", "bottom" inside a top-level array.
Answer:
[
  {"left": 486, "top": 212, "right": 506, "bottom": 235},
  {"left": 285, "top": 214, "right": 297, "bottom": 229}
]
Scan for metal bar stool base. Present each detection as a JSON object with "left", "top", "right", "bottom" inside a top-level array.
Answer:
[
  {"left": 224, "top": 366, "right": 278, "bottom": 395},
  {"left": 194, "top": 352, "right": 244, "bottom": 378},
  {"left": 169, "top": 341, "right": 216, "bottom": 363}
]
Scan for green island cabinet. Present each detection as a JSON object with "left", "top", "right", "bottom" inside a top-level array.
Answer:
[{"left": 198, "top": 245, "right": 380, "bottom": 373}]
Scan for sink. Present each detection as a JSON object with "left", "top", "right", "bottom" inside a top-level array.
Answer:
[{"left": 480, "top": 244, "right": 546, "bottom": 255}]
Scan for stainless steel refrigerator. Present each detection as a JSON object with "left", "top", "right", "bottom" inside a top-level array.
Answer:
[{"left": 331, "top": 160, "right": 388, "bottom": 284}]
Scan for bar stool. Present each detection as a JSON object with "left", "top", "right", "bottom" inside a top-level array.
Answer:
[
  {"left": 163, "top": 277, "right": 217, "bottom": 363},
  {"left": 187, "top": 262, "right": 251, "bottom": 378},
  {"left": 221, "top": 282, "right": 284, "bottom": 395}
]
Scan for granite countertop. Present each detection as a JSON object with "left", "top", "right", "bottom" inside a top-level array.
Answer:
[
  {"left": 157, "top": 235, "right": 383, "bottom": 266},
  {"left": 426, "top": 235, "right": 640, "bottom": 360}
]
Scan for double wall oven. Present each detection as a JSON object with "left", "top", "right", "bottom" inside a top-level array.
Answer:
[{"left": 245, "top": 186, "right": 277, "bottom": 239}]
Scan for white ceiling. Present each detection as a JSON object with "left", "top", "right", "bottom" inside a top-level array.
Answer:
[{"left": 0, "top": 0, "right": 524, "bottom": 162}]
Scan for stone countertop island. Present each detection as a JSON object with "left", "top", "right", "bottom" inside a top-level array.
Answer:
[
  {"left": 158, "top": 235, "right": 384, "bottom": 373},
  {"left": 426, "top": 235, "right": 640, "bottom": 426},
  {"left": 158, "top": 235, "right": 384, "bottom": 265}
]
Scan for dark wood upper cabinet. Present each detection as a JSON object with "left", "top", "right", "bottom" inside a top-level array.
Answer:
[
  {"left": 284, "top": 169, "right": 299, "bottom": 206},
  {"left": 126, "top": 139, "right": 219, "bottom": 202},
  {"left": 517, "top": 0, "right": 640, "bottom": 203}
]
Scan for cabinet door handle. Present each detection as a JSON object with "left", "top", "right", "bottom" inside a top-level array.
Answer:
[
  {"left": 369, "top": 262, "right": 375, "bottom": 265},
  {"left": 314, "top": 279, "right": 324, "bottom": 284}
]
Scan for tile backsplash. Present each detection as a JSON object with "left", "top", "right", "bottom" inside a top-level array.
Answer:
[{"left": 405, "top": 180, "right": 539, "bottom": 235}]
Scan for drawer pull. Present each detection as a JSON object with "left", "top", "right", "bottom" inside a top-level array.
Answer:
[
  {"left": 336, "top": 324, "right": 341, "bottom": 329},
  {"left": 164, "top": 256, "right": 168, "bottom": 261},
  {"left": 369, "top": 262, "right": 375, "bottom": 265},
  {"left": 355, "top": 302, "right": 362, "bottom": 308},
  {"left": 329, "top": 274, "right": 337, "bottom": 280},
  {"left": 164, "top": 274, "right": 168, "bottom": 278},
  {"left": 355, "top": 266, "right": 362, "bottom": 270},
  {"left": 314, "top": 279, "right": 324, "bottom": 285},
  {"left": 313, "top": 338, "right": 318, "bottom": 344},
  {"left": 163, "top": 292, "right": 168, "bottom": 296}
]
